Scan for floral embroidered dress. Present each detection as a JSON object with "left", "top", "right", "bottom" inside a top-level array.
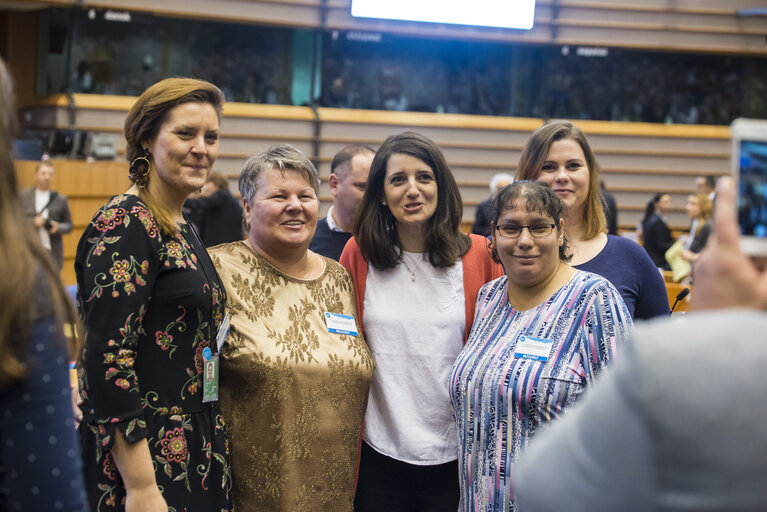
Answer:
[
  {"left": 75, "top": 194, "right": 231, "bottom": 512},
  {"left": 209, "top": 241, "right": 374, "bottom": 511}
]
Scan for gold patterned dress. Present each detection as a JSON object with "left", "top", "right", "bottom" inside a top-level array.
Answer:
[{"left": 209, "top": 241, "right": 374, "bottom": 511}]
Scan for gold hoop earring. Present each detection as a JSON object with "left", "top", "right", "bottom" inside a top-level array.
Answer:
[{"left": 129, "top": 155, "right": 151, "bottom": 188}]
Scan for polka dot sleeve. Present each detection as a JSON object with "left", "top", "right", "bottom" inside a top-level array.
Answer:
[{"left": 0, "top": 315, "right": 87, "bottom": 511}]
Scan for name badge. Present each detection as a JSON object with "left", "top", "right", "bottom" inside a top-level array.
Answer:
[
  {"left": 324, "top": 312, "right": 358, "bottom": 336},
  {"left": 202, "top": 351, "right": 219, "bottom": 403},
  {"left": 216, "top": 312, "right": 230, "bottom": 352},
  {"left": 513, "top": 335, "right": 554, "bottom": 362}
]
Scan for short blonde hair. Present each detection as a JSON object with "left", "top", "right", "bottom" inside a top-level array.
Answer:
[{"left": 239, "top": 144, "right": 319, "bottom": 205}]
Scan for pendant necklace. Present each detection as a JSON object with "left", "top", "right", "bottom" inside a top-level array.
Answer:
[{"left": 401, "top": 255, "right": 417, "bottom": 282}]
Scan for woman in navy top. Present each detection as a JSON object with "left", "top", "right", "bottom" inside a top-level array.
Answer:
[
  {"left": 0, "top": 57, "right": 87, "bottom": 512},
  {"left": 515, "top": 120, "right": 669, "bottom": 319}
]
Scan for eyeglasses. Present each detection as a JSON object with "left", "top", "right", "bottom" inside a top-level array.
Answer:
[{"left": 495, "top": 223, "right": 556, "bottom": 239}]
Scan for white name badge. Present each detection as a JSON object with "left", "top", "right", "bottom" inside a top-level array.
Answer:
[
  {"left": 513, "top": 335, "right": 554, "bottom": 362},
  {"left": 324, "top": 312, "right": 358, "bottom": 336},
  {"left": 216, "top": 312, "right": 230, "bottom": 352}
]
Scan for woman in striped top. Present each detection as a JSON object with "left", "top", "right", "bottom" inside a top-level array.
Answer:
[{"left": 449, "top": 181, "right": 633, "bottom": 511}]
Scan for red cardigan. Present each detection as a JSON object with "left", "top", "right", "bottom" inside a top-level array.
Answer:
[{"left": 339, "top": 234, "right": 504, "bottom": 342}]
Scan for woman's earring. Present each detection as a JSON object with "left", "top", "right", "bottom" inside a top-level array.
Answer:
[{"left": 129, "top": 149, "right": 151, "bottom": 188}]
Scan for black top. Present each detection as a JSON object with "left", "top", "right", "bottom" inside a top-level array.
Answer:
[
  {"left": 309, "top": 217, "right": 352, "bottom": 261},
  {"left": 642, "top": 212, "right": 674, "bottom": 269},
  {"left": 185, "top": 188, "right": 243, "bottom": 247},
  {"left": 75, "top": 194, "right": 231, "bottom": 511},
  {"left": 689, "top": 220, "right": 712, "bottom": 254},
  {"left": 601, "top": 191, "right": 618, "bottom": 235}
]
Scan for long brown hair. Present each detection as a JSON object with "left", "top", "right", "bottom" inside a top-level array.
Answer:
[
  {"left": 516, "top": 120, "right": 607, "bottom": 240},
  {"left": 353, "top": 131, "right": 471, "bottom": 269},
  {"left": 124, "top": 78, "right": 225, "bottom": 236},
  {"left": 0, "top": 58, "right": 77, "bottom": 389}
]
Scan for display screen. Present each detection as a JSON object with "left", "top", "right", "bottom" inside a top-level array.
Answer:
[
  {"left": 738, "top": 140, "right": 767, "bottom": 238},
  {"left": 350, "top": 0, "right": 536, "bottom": 30}
]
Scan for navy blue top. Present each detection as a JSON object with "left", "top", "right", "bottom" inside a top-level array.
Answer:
[
  {"left": 309, "top": 217, "right": 352, "bottom": 261},
  {"left": 575, "top": 235, "right": 670, "bottom": 320},
  {"left": 0, "top": 314, "right": 88, "bottom": 511}
]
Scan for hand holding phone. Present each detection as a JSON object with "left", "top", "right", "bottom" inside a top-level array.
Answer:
[{"left": 731, "top": 118, "right": 767, "bottom": 257}]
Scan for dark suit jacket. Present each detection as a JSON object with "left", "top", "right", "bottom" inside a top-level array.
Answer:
[
  {"left": 642, "top": 213, "right": 673, "bottom": 270},
  {"left": 601, "top": 191, "right": 618, "bottom": 235},
  {"left": 184, "top": 189, "right": 243, "bottom": 247},
  {"left": 472, "top": 197, "right": 493, "bottom": 237},
  {"left": 19, "top": 187, "right": 73, "bottom": 269}
]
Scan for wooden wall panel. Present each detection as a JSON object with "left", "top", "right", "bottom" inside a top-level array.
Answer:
[{"left": 19, "top": 95, "right": 732, "bottom": 263}]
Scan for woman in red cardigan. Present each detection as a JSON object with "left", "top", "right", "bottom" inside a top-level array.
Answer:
[{"left": 340, "top": 131, "right": 503, "bottom": 511}]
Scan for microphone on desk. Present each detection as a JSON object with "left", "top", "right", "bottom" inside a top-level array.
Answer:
[{"left": 671, "top": 287, "right": 691, "bottom": 313}]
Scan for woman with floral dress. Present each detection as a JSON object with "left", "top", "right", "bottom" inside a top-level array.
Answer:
[{"left": 75, "top": 78, "right": 231, "bottom": 512}]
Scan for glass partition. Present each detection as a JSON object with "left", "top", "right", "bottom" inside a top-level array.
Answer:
[{"left": 36, "top": 7, "right": 766, "bottom": 125}]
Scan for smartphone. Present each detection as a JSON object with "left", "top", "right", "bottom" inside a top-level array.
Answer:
[{"left": 731, "top": 118, "right": 767, "bottom": 256}]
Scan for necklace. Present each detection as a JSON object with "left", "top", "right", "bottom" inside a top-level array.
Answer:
[{"left": 401, "top": 255, "right": 417, "bottom": 282}]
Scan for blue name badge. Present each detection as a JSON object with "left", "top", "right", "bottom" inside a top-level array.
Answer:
[
  {"left": 324, "top": 312, "right": 358, "bottom": 336},
  {"left": 513, "top": 335, "right": 554, "bottom": 362}
]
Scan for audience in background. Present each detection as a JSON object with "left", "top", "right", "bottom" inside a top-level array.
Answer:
[
  {"left": 513, "top": 178, "right": 767, "bottom": 512},
  {"left": 210, "top": 145, "right": 373, "bottom": 511},
  {"left": 0, "top": 55, "right": 87, "bottom": 512},
  {"left": 472, "top": 172, "right": 514, "bottom": 237},
  {"left": 75, "top": 78, "right": 231, "bottom": 512},
  {"left": 450, "top": 181, "right": 632, "bottom": 511},
  {"left": 515, "top": 120, "right": 669, "bottom": 319},
  {"left": 185, "top": 171, "right": 243, "bottom": 247},
  {"left": 341, "top": 132, "right": 503, "bottom": 511},
  {"left": 696, "top": 174, "right": 717, "bottom": 200},
  {"left": 44, "top": 7, "right": 765, "bottom": 126},
  {"left": 642, "top": 193, "right": 675, "bottom": 270},
  {"left": 19, "top": 160, "right": 73, "bottom": 270},
  {"left": 309, "top": 144, "right": 375, "bottom": 260},
  {"left": 682, "top": 193, "right": 714, "bottom": 263}
]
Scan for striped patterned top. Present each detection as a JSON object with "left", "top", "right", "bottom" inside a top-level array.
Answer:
[{"left": 449, "top": 270, "right": 633, "bottom": 511}]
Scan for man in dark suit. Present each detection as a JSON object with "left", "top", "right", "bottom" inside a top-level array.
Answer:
[
  {"left": 19, "top": 161, "right": 72, "bottom": 269},
  {"left": 184, "top": 171, "right": 244, "bottom": 247}
]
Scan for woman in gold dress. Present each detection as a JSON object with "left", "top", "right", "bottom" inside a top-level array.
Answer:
[{"left": 208, "top": 144, "right": 374, "bottom": 511}]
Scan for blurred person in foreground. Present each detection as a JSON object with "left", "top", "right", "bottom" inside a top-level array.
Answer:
[
  {"left": 341, "top": 132, "right": 503, "bottom": 510},
  {"left": 514, "top": 177, "right": 767, "bottom": 512},
  {"left": 472, "top": 172, "right": 514, "bottom": 237},
  {"left": 75, "top": 78, "right": 231, "bottom": 512},
  {"left": 449, "top": 181, "right": 632, "bottom": 511},
  {"left": 185, "top": 171, "right": 243, "bottom": 247},
  {"left": 516, "top": 120, "right": 669, "bottom": 319},
  {"left": 309, "top": 144, "right": 375, "bottom": 260},
  {"left": 19, "top": 159, "right": 73, "bottom": 269},
  {"left": 0, "top": 57, "right": 87, "bottom": 511},
  {"left": 209, "top": 144, "right": 373, "bottom": 511}
]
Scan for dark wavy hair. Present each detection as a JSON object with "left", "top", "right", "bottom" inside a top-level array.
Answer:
[
  {"left": 489, "top": 181, "right": 572, "bottom": 263},
  {"left": 353, "top": 131, "right": 471, "bottom": 269}
]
